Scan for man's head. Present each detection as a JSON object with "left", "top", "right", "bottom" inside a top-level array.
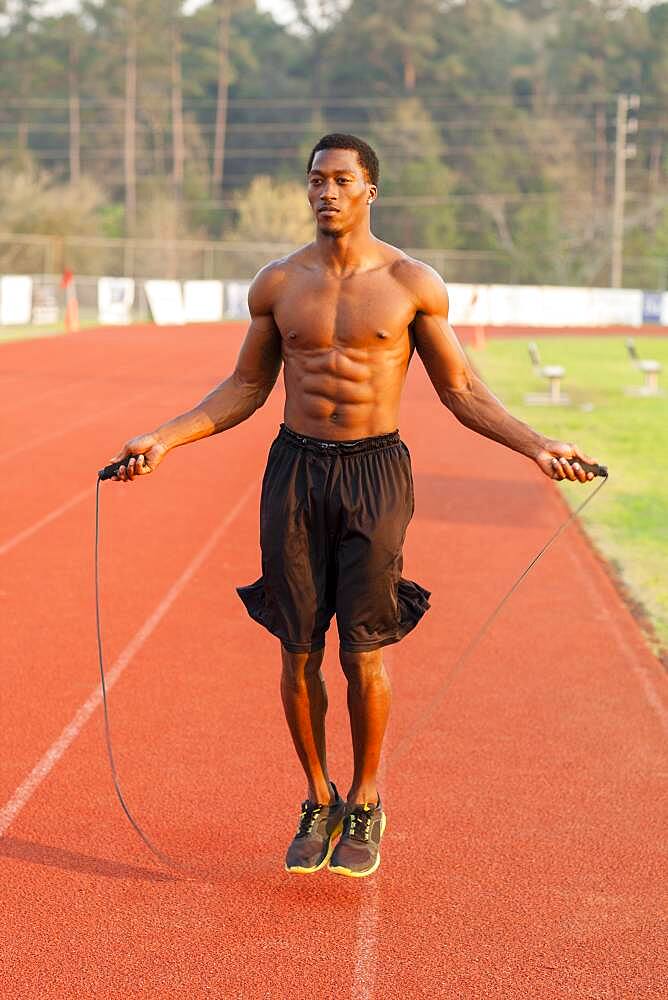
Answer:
[{"left": 306, "top": 133, "right": 379, "bottom": 236}]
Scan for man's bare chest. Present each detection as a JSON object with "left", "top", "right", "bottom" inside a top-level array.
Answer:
[{"left": 273, "top": 272, "right": 416, "bottom": 349}]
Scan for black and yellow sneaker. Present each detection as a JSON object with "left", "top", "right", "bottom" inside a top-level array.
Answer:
[
  {"left": 284, "top": 784, "right": 346, "bottom": 874},
  {"left": 328, "top": 798, "right": 386, "bottom": 878}
]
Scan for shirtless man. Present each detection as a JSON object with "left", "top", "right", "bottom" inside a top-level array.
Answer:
[{"left": 109, "top": 133, "right": 598, "bottom": 879}]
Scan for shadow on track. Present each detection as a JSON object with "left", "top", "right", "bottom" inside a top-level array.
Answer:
[
  {"left": 0, "top": 835, "right": 178, "bottom": 883},
  {"left": 413, "top": 473, "right": 548, "bottom": 525}
]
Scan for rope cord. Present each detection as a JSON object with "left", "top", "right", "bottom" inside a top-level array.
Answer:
[
  {"left": 95, "top": 478, "right": 213, "bottom": 880},
  {"left": 390, "top": 474, "right": 608, "bottom": 762},
  {"left": 95, "top": 472, "right": 607, "bottom": 874}
]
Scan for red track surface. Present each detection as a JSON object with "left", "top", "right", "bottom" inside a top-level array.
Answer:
[{"left": 1, "top": 324, "right": 666, "bottom": 999}]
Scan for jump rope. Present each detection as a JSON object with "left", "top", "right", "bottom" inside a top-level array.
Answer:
[{"left": 96, "top": 454, "right": 608, "bottom": 878}]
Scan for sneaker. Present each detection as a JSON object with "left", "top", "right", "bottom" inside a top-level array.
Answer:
[
  {"left": 328, "top": 798, "right": 386, "bottom": 878},
  {"left": 284, "top": 783, "right": 345, "bottom": 874}
]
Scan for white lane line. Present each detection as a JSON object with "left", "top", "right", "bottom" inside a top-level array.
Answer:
[
  {"left": 564, "top": 542, "right": 668, "bottom": 734},
  {"left": 352, "top": 648, "right": 391, "bottom": 1000},
  {"left": 0, "top": 485, "right": 94, "bottom": 557},
  {"left": 0, "top": 481, "right": 256, "bottom": 837},
  {"left": 0, "top": 389, "right": 151, "bottom": 467},
  {"left": 353, "top": 881, "right": 382, "bottom": 1000}
]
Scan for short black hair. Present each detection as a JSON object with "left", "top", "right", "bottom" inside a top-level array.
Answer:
[{"left": 307, "top": 133, "right": 379, "bottom": 186}]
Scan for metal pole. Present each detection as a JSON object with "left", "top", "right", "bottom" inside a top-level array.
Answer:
[
  {"left": 611, "top": 94, "right": 639, "bottom": 288},
  {"left": 611, "top": 94, "right": 628, "bottom": 288}
]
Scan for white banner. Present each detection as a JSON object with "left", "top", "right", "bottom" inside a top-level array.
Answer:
[
  {"left": 183, "top": 280, "right": 224, "bottom": 323},
  {"left": 145, "top": 279, "right": 185, "bottom": 326},
  {"left": 98, "top": 277, "right": 135, "bottom": 325},
  {"left": 224, "top": 281, "right": 251, "bottom": 320},
  {"left": 539, "top": 286, "right": 594, "bottom": 327},
  {"left": 32, "top": 284, "right": 59, "bottom": 324},
  {"left": 447, "top": 284, "right": 489, "bottom": 326},
  {"left": 588, "top": 288, "right": 643, "bottom": 327},
  {"left": 0, "top": 275, "right": 33, "bottom": 325},
  {"left": 447, "top": 283, "right": 647, "bottom": 328}
]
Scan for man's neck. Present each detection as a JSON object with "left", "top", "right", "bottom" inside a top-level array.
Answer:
[{"left": 314, "top": 224, "right": 379, "bottom": 277}]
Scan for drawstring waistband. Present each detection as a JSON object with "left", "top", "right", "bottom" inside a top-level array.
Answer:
[{"left": 279, "top": 423, "right": 401, "bottom": 456}]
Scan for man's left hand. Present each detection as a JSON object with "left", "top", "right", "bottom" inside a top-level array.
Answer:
[{"left": 535, "top": 440, "right": 598, "bottom": 483}]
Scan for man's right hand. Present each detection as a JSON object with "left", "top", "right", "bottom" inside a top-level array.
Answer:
[{"left": 109, "top": 433, "right": 168, "bottom": 482}]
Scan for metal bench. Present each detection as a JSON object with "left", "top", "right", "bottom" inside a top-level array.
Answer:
[
  {"left": 626, "top": 339, "right": 663, "bottom": 396},
  {"left": 526, "top": 341, "right": 569, "bottom": 405}
]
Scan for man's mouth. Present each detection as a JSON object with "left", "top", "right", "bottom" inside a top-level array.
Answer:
[{"left": 318, "top": 207, "right": 339, "bottom": 216}]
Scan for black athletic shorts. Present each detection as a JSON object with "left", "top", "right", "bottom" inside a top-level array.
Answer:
[{"left": 237, "top": 424, "right": 430, "bottom": 653}]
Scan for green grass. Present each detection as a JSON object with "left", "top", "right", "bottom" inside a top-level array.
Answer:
[
  {"left": 0, "top": 312, "right": 101, "bottom": 344},
  {"left": 474, "top": 335, "right": 668, "bottom": 654}
]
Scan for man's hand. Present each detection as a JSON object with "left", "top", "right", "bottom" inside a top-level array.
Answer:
[
  {"left": 535, "top": 440, "right": 598, "bottom": 483},
  {"left": 109, "top": 432, "right": 168, "bottom": 482}
]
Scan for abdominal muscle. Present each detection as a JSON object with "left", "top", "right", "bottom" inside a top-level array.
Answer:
[{"left": 281, "top": 342, "right": 409, "bottom": 440}]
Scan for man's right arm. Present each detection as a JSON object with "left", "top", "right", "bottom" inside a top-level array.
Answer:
[{"left": 110, "top": 266, "right": 284, "bottom": 480}]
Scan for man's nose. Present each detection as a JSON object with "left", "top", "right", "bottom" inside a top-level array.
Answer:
[{"left": 320, "top": 180, "right": 338, "bottom": 201}]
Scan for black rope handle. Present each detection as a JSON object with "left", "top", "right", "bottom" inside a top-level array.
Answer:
[{"left": 98, "top": 455, "right": 149, "bottom": 481}]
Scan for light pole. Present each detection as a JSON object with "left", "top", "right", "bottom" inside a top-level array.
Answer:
[{"left": 611, "top": 93, "right": 640, "bottom": 288}]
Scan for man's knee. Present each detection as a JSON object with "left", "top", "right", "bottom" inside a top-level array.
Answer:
[
  {"left": 339, "top": 647, "right": 385, "bottom": 688},
  {"left": 280, "top": 645, "right": 325, "bottom": 690}
]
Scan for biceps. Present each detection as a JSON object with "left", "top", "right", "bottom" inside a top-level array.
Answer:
[
  {"left": 413, "top": 313, "right": 472, "bottom": 397},
  {"left": 234, "top": 316, "right": 283, "bottom": 392}
]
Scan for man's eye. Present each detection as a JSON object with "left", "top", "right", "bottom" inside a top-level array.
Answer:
[{"left": 337, "top": 178, "right": 350, "bottom": 184}]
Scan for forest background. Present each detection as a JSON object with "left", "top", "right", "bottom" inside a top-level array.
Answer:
[{"left": 0, "top": 0, "right": 667, "bottom": 287}]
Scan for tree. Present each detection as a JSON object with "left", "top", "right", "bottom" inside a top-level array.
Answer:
[
  {"left": 36, "top": 13, "right": 91, "bottom": 185},
  {"left": 368, "top": 99, "right": 459, "bottom": 249},
  {"left": 232, "top": 175, "right": 313, "bottom": 243},
  {"left": 1, "top": 1, "right": 41, "bottom": 167},
  {"left": 0, "top": 167, "right": 103, "bottom": 235},
  {"left": 212, "top": 0, "right": 231, "bottom": 194}
]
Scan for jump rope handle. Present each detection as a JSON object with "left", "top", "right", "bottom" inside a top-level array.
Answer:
[
  {"left": 98, "top": 456, "right": 146, "bottom": 481},
  {"left": 565, "top": 458, "right": 608, "bottom": 478}
]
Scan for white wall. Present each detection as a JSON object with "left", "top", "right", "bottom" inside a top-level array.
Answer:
[{"left": 447, "top": 283, "right": 660, "bottom": 328}]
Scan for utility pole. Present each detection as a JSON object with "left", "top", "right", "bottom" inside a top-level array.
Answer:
[
  {"left": 124, "top": 4, "right": 138, "bottom": 236},
  {"left": 212, "top": 0, "right": 231, "bottom": 196},
  {"left": 171, "top": 14, "right": 184, "bottom": 199},
  {"left": 68, "top": 32, "right": 81, "bottom": 186},
  {"left": 611, "top": 93, "right": 639, "bottom": 288}
]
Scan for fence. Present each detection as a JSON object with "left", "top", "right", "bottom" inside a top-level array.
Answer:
[
  {"left": 3, "top": 275, "right": 665, "bottom": 330},
  {"left": 2, "top": 233, "right": 667, "bottom": 290}
]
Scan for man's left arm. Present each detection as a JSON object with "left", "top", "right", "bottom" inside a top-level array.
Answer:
[{"left": 408, "top": 263, "right": 597, "bottom": 482}]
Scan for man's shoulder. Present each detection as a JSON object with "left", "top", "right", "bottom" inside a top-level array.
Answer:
[
  {"left": 388, "top": 249, "right": 445, "bottom": 289},
  {"left": 254, "top": 243, "right": 315, "bottom": 283},
  {"left": 249, "top": 243, "right": 315, "bottom": 313},
  {"left": 386, "top": 249, "right": 449, "bottom": 311}
]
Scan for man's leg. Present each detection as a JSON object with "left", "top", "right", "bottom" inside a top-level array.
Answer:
[
  {"left": 339, "top": 647, "right": 391, "bottom": 805},
  {"left": 280, "top": 644, "right": 335, "bottom": 804},
  {"left": 327, "top": 647, "right": 390, "bottom": 877}
]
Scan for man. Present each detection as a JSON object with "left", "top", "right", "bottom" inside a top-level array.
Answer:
[{"left": 109, "top": 133, "right": 598, "bottom": 879}]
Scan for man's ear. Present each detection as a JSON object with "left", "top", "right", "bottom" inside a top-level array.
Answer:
[{"left": 367, "top": 184, "right": 378, "bottom": 205}]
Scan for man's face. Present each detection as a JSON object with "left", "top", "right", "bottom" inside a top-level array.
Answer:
[{"left": 307, "top": 148, "right": 377, "bottom": 235}]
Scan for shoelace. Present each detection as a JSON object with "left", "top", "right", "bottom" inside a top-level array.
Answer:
[
  {"left": 345, "top": 807, "right": 373, "bottom": 843},
  {"left": 296, "top": 801, "right": 322, "bottom": 838}
]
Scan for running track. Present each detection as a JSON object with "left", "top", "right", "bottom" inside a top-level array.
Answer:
[{"left": 1, "top": 324, "right": 666, "bottom": 999}]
